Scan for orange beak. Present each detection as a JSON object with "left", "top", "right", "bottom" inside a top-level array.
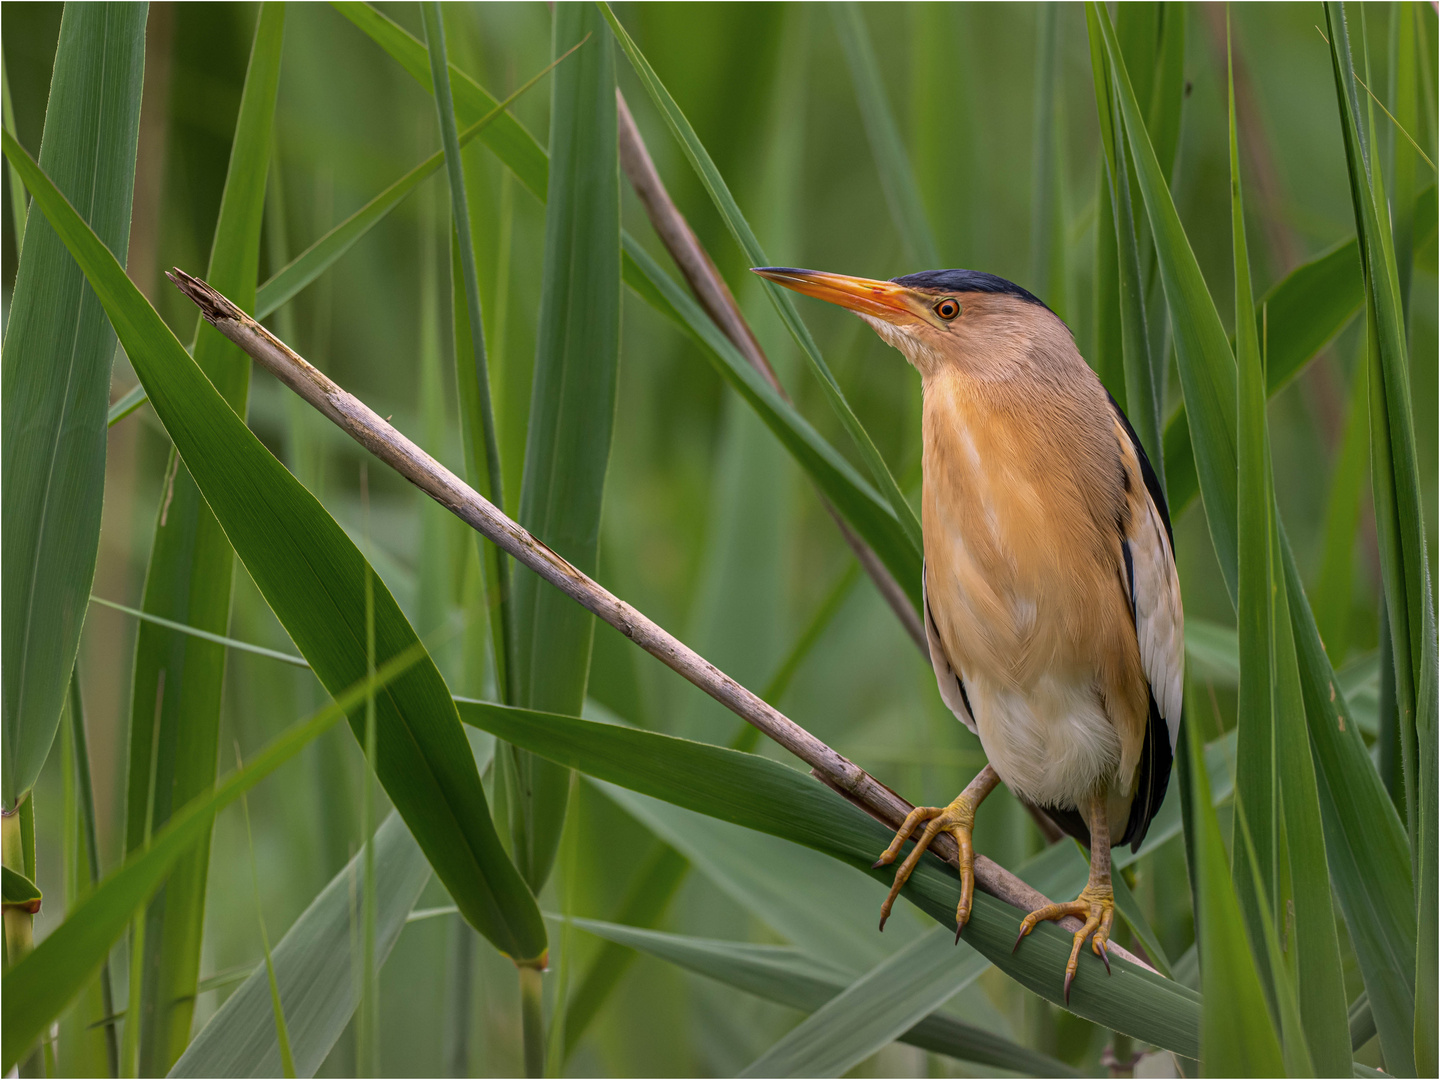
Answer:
[{"left": 752, "top": 267, "right": 918, "bottom": 324}]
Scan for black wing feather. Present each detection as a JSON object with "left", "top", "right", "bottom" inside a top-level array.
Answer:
[{"left": 1107, "top": 393, "right": 1179, "bottom": 853}]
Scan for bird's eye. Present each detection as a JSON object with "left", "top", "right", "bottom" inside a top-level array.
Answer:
[{"left": 934, "top": 298, "right": 960, "bottom": 321}]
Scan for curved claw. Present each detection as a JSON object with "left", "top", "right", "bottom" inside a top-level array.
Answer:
[
  {"left": 873, "top": 795, "right": 977, "bottom": 936},
  {"left": 1013, "top": 884, "right": 1114, "bottom": 1003}
]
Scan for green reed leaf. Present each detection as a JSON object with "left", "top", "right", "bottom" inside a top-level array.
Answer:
[
  {"left": 1, "top": 2, "right": 146, "bottom": 810},
  {"left": 0, "top": 646, "right": 427, "bottom": 1072},
  {"left": 1, "top": 127, "right": 547, "bottom": 971},
  {"left": 170, "top": 812, "right": 431, "bottom": 1079},
  {"left": 455, "top": 698, "right": 1201, "bottom": 1055},
  {"left": 122, "top": 11, "right": 286, "bottom": 1069},
  {"left": 599, "top": 2, "right": 923, "bottom": 557}
]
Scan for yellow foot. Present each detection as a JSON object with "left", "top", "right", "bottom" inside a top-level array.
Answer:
[
  {"left": 1011, "top": 881, "right": 1115, "bottom": 1002},
  {"left": 872, "top": 794, "right": 977, "bottom": 938}
]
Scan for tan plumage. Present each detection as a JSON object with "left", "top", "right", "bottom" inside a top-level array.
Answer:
[{"left": 755, "top": 265, "right": 1183, "bottom": 997}]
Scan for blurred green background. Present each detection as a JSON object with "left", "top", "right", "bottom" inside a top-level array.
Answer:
[{"left": 3, "top": 2, "right": 1434, "bottom": 1074}]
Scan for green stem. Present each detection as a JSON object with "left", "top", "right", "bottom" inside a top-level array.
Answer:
[
  {"left": 69, "top": 673, "right": 120, "bottom": 1076},
  {"left": 518, "top": 964, "right": 545, "bottom": 1078},
  {"left": 421, "top": 1, "right": 514, "bottom": 702}
]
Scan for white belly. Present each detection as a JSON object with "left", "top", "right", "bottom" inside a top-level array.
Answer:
[{"left": 968, "top": 673, "right": 1121, "bottom": 809}]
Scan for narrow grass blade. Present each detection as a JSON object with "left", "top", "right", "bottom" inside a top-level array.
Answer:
[
  {"left": 329, "top": 1, "right": 548, "bottom": 198},
  {"left": 90, "top": 595, "right": 310, "bottom": 668},
  {"left": 68, "top": 673, "right": 119, "bottom": 1076},
  {"left": 1325, "top": 6, "right": 1437, "bottom": 1070},
  {"left": 1, "top": 2, "right": 146, "bottom": 809},
  {"left": 424, "top": 2, "right": 513, "bottom": 711},
  {"left": 169, "top": 812, "right": 430, "bottom": 1079},
  {"left": 454, "top": 699, "right": 1201, "bottom": 1054},
  {"left": 1091, "top": 4, "right": 1239, "bottom": 594},
  {"left": 254, "top": 48, "right": 567, "bottom": 321},
  {"left": 1, "top": 51, "right": 26, "bottom": 251},
  {"left": 622, "top": 241, "right": 921, "bottom": 608},
  {"left": 237, "top": 779, "right": 296, "bottom": 1078},
  {"left": 1162, "top": 182, "right": 1435, "bottom": 518},
  {"left": 831, "top": 3, "right": 940, "bottom": 268},
  {"left": 332, "top": 1, "right": 925, "bottom": 616},
  {"left": 1231, "top": 17, "right": 1282, "bottom": 1011},
  {"left": 107, "top": 381, "right": 148, "bottom": 426},
  {"left": 0, "top": 646, "right": 427, "bottom": 1072},
  {"left": 1311, "top": 358, "right": 1370, "bottom": 667},
  {"left": 1092, "top": 13, "right": 1419, "bottom": 1060},
  {"left": 508, "top": 3, "right": 621, "bottom": 891},
  {"left": 1091, "top": 162, "right": 1127, "bottom": 404},
  {"left": 570, "top": 917, "right": 1077, "bottom": 1077},
  {"left": 740, "top": 926, "right": 988, "bottom": 1079},
  {"left": 123, "top": 11, "right": 286, "bottom": 1070},
  {"left": 2, "top": 129, "right": 547, "bottom": 967},
  {"left": 1281, "top": 520, "right": 1419, "bottom": 1072},
  {"left": 1185, "top": 704, "right": 1285, "bottom": 1075},
  {"left": 1087, "top": 7, "right": 1163, "bottom": 470},
  {"left": 561, "top": 844, "right": 689, "bottom": 1059},
  {"left": 1230, "top": 36, "right": 1350, "bottom": 1069},
  {"left": 600, "top": 3, "right": 923, "bottom": 556}
]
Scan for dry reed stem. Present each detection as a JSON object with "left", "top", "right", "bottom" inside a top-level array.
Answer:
[
  {"left": 615, "top": 90, "right": 927, "bottom": 654},
  {"left": 613, "top": 94, "right": 1063, "bottom": 845},
  {"left": 167, "top": 268, "right": 1155, "bottom": 976}
]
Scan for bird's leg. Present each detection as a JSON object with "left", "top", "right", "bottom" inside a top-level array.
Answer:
[
  {"left": 872, "top": 764, "right": 1000, "bottom": 937},
  {"left": 1012, "top": 786, "right": 1115, "bottom": 1002}
]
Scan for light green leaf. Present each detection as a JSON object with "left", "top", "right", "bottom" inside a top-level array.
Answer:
[
  {"left": 740, "top": 927, "right": 988, "bottom": 1079},
  {"left": 1183, "top": 687, "right": 1285, "bottom": 1076},
  {"left": 1, "top": 2, "right": 146, "bottom": 810},
  {"left": 573, "top": 917, "right": 1077, "bottom": 1077},
  {"left": 0, "top": 645, "right": 427, "bottom": 1072},
  {"left": 1087, "top": 7, "right": 1163, "bottom": 470},
  {"left": 169, "top": 812, "right": 431, "bottom": 1079},
  {"left": 1311, "top": 358, "right": 1371, "bottom": 668}
]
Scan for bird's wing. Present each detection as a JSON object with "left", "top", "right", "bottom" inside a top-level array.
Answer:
[
  {"left": 923, "top": 563, "right": 978, "bottom": 734},
  {"left": 1108, "top": 397, "right": 1183, "bottom": 850}
]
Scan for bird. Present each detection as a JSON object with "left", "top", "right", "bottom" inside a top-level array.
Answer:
[{"left": 753, "top": 266, "right": 1183, "bottom": 1001}]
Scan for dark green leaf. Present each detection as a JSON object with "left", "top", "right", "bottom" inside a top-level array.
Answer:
[
  {"left": 1, "top": 129, "right": 547, "bottom": 970},
  {"left": 455, "top": 698, "right": 1202, "bottom": 1054},
  {"left": 507, "top": 3, "right": 621, "bottom": 891},
  {"left": 1, "top": 2, "right": 146, "bottom": 809}
]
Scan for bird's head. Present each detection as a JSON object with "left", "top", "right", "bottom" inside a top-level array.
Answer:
[{"left": 752, "top": 267, "right": 1060, "bottom": 379}]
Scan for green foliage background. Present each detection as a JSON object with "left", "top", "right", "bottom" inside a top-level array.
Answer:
[{"left": 1, "top": 2, "right": 1435, "bottom": 1076}]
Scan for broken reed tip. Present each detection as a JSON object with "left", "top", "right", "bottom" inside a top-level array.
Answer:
[{"left": 166, "top": 267, "right": 243, "bottom": 326}]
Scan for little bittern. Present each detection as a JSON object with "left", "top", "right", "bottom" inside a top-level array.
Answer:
[{"left": 755, "top": 266, "right": 1183, "bottom": 1001}]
